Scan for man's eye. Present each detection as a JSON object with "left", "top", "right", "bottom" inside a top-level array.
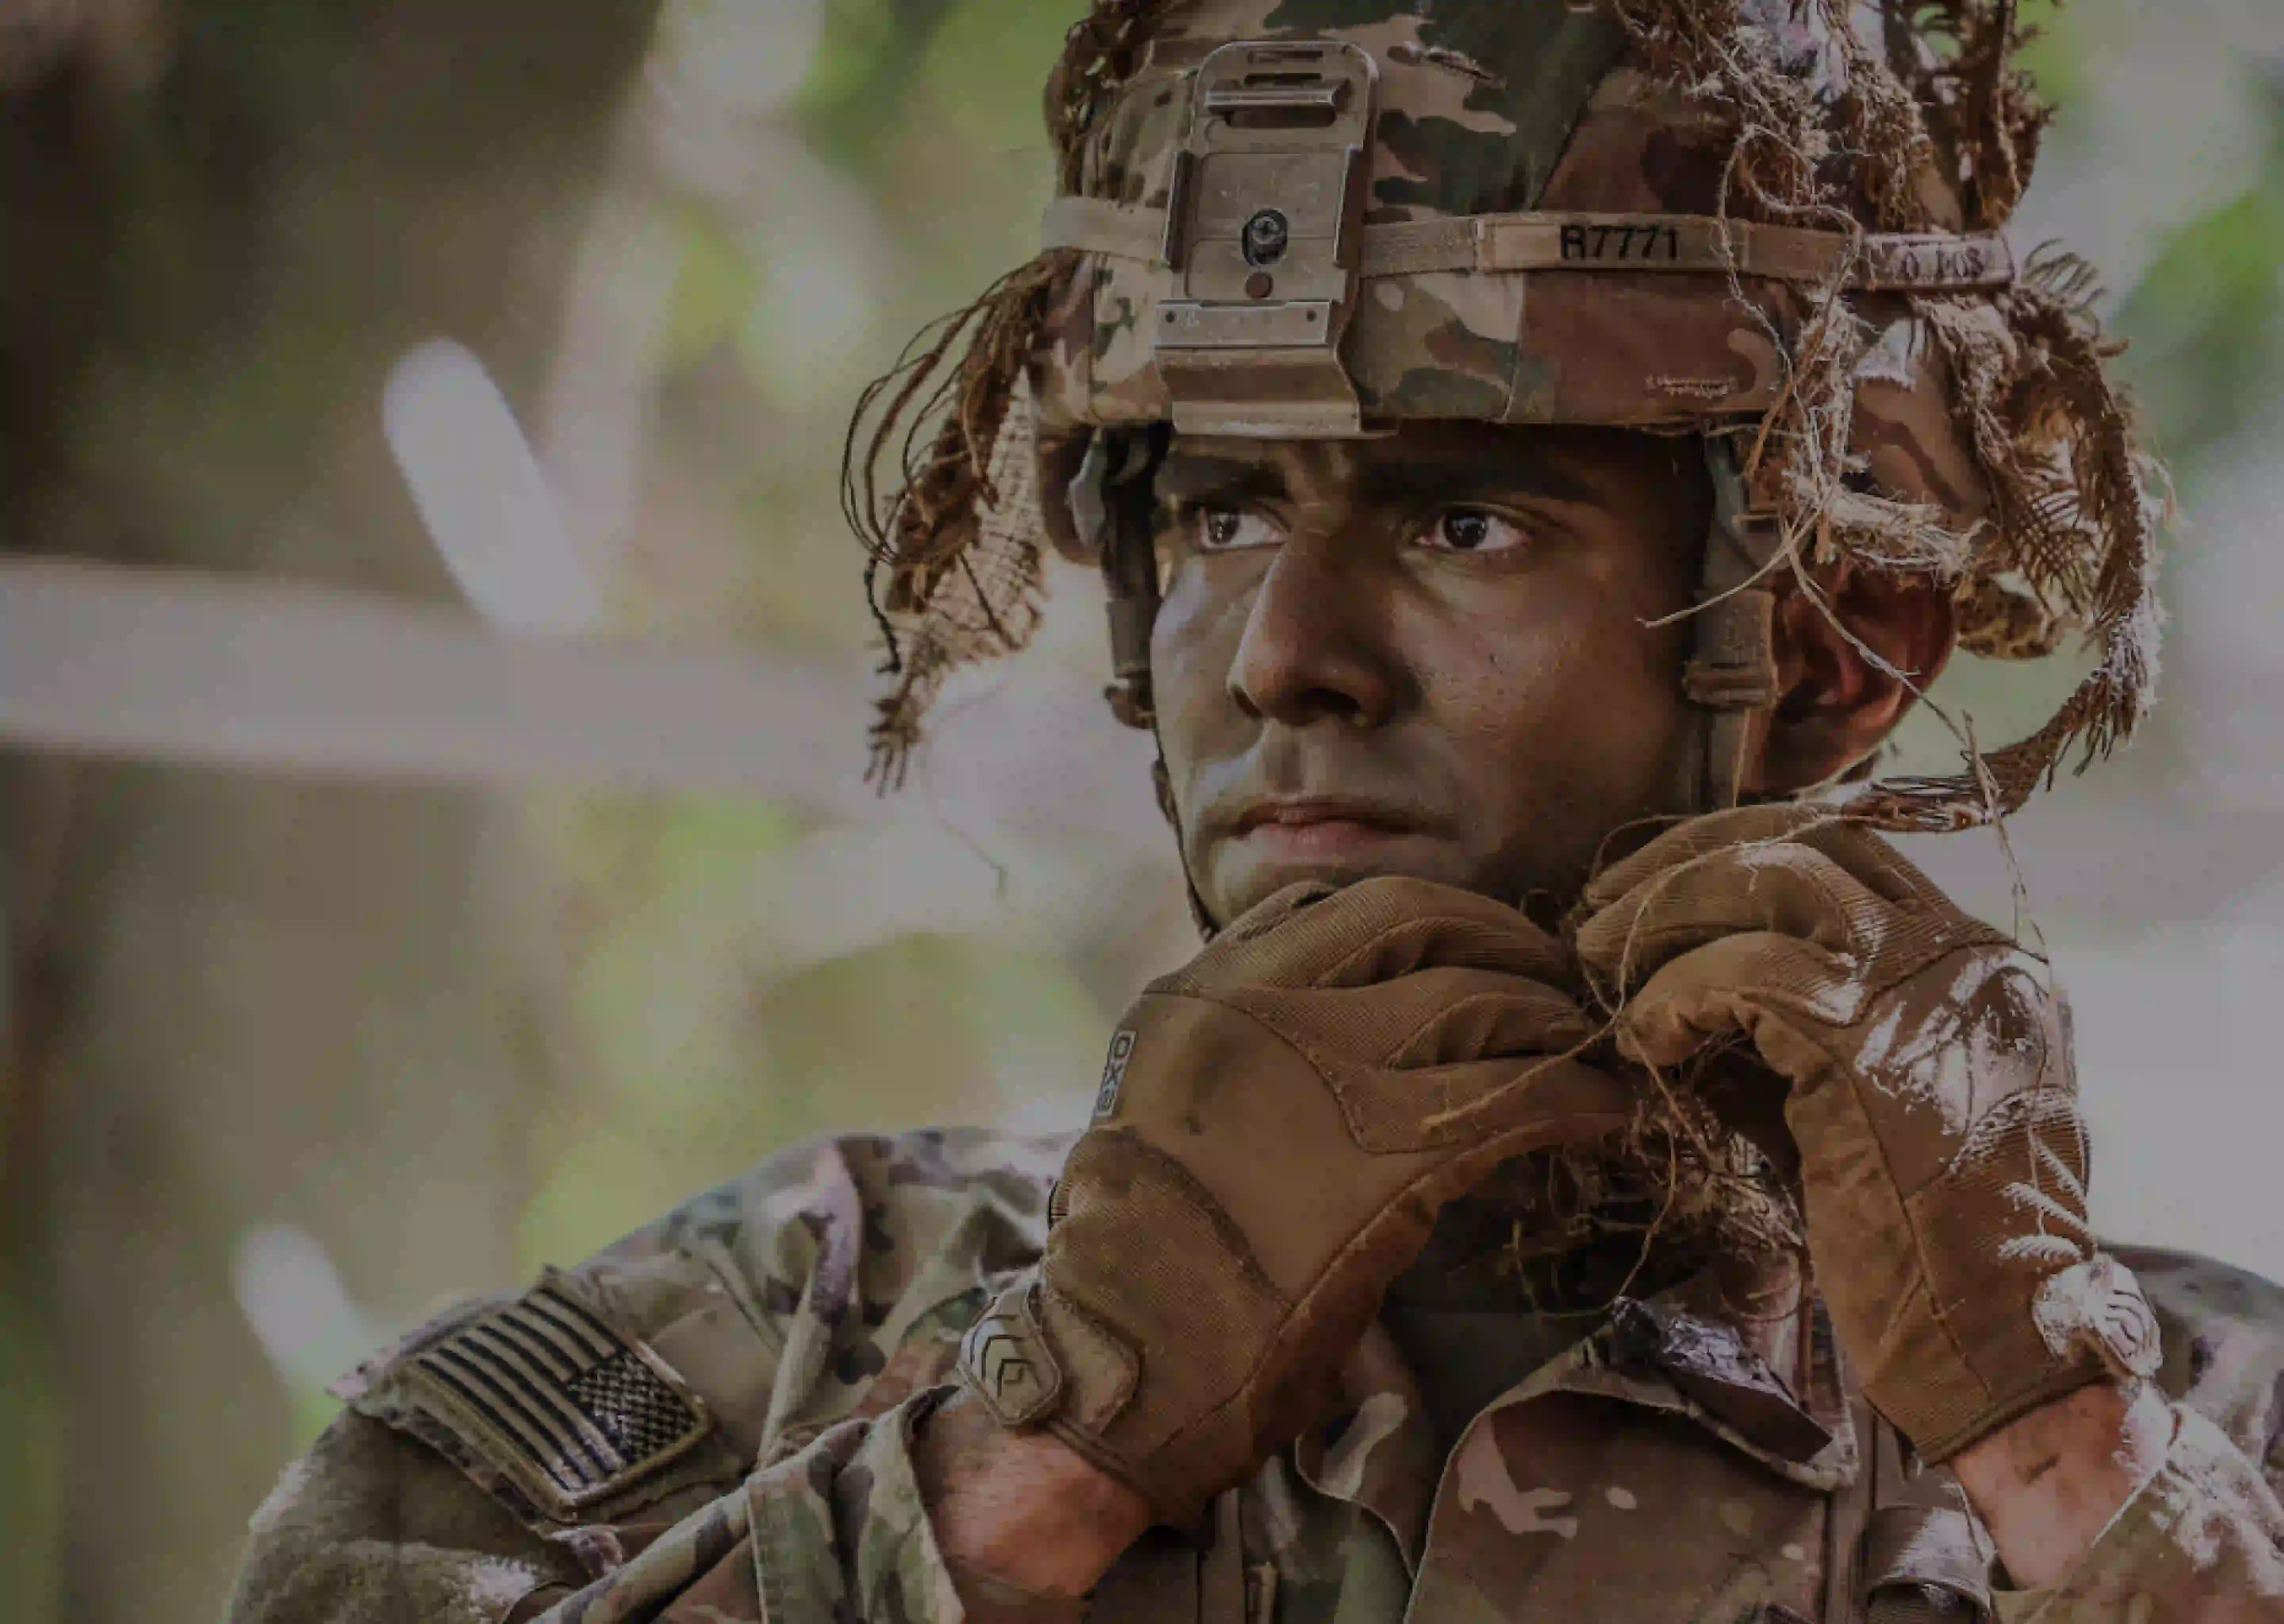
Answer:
[
  {"left": 1192, "top": 506, "right": 1282, "bottom": 552},
  {"left": 1416, "top": 508, "right": 1529, "bottom": 554}
]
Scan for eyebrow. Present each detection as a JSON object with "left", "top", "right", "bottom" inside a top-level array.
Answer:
[{"left": 1153, "top": 455, "right": 1288, "bottom": 507}]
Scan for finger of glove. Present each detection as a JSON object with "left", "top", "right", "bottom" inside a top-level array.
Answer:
[
  {"left": 1335, "top": 1053, "right": 1638, "bottom": 1155},
  {"left": 1211, "top": 879, "right": 1342, "bottom": 950},
  {"left": 1614, "top": 932, "right": 1857, "bottom": 1071},
  {"left": 1371, "top": 969, "right": 1599, "bottom": 1068},
  {"left": 1581, "top": 804, "right": 1942, "bottom": 917},
  {"left": 1239, "top": 971, "right": 1585, "bottom": 1068},
  {"left": 1173, "top": 874, "right": 1568, "bottom": 994},
  {"left": 1578, "top": 840, "right": 1899, "bottom": 996}
]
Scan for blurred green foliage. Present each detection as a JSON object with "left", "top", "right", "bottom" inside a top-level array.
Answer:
[
  {"left": 2118, "top": 88, "right": 2284, "bottom": 477},
  {"left": 523, "top": 0, "right": 1100, "bottom": 1267},
  {"left": 0, "top": 1294, "right": 61, "bottom": 1624}
]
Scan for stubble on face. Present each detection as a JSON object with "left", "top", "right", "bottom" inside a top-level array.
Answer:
[{"left": 1146, "top": 422, "right": 1711, "bottom": 929}]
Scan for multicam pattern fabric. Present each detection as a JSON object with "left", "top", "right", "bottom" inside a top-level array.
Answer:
[
  {"left": 230, "top": 1126, "right": 2284, "bottom": 1624},
  {"left": 1054, "top": 5, "right": 1805, "bottom": 431}
]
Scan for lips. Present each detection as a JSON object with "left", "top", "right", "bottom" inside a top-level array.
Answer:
[
  {"left": 1231, "top": 797, "right": 1420, "bottom": 837},
  {"left": 1218, "top": 797, "right": 1438, "bottom": 869},
  {"left": 1191, "top": 777, "right": 1452, "bottom": 914}
]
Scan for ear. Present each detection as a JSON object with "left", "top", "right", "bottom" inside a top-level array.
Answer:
[{"left": 1746, "top": 564, "right": 1958, "bottom": 796}]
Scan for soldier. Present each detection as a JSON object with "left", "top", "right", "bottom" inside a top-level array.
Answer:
[{"left": 230, "top": 3, "right": 2284, "bottom": 1621}]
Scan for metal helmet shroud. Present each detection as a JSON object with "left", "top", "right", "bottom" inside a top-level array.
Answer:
[{"left": 852, "top": 0, "right": 2161, "bottom": 833}]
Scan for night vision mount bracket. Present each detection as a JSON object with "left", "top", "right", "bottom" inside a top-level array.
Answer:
[{"left": 1151, "top": 40, "right": 1379, "bottom": 439}]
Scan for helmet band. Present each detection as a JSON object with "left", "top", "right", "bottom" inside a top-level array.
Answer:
[{"left": 1046, "top": 197, "right": 2016, "bottom": 295}]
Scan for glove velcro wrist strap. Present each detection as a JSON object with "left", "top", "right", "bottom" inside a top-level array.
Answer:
[
  {"left": 958, "top": 1277, "right": 1144, "bottom": 1431},
  {"left": 958, "top": 1281, "right": 1207, "bottom": 1522},
  {"left": 959, "top": 1281, "right": 1070, "bottom": 1428},
  {"left": 2031, "top": 1252, "right": 2163, "bottom": 1383}
]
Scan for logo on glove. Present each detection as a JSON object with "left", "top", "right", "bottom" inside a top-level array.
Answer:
[
  {"left": 1093, "top": 1029, "right": 1137, "bottom": 1122},
  {"left": 957, "top": 1286, "right": 1064, "bottom": 1428}
]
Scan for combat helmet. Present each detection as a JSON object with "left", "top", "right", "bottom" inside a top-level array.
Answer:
[{"left": 848, "top": 0, "right": 2163, "bottom": 833}]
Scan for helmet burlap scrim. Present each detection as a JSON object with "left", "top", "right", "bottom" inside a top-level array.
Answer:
[{"left": 845, "top": 0, "right": 2165, "bottom": 834}]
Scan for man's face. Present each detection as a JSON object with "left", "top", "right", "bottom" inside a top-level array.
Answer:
[{"left": 1150, "top": 421, "right": 1710, "bottom": 927}]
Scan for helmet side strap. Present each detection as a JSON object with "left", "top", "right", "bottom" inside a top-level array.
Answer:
[
  {"left": 1090, "top": 425, "right": 1168, "bottom": 732},
  {"left": 1681, "top": 436, "right": 1786, "bottom": 813},
  {"left": 1086, "top": 426, "right": 1219, "bottom": 936}
]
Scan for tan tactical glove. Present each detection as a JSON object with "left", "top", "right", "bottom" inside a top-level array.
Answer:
[
  {"left": 958, "top": 877, "right": 1636, "bottom": 1525},
  {"left": 1576, "top": 806, "right": 2161, "bottom": 1463}
]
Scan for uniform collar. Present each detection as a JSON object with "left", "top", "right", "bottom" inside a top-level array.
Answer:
[{"left": 1294, "top": 1261, "right": 1859, "bottom": 1573}]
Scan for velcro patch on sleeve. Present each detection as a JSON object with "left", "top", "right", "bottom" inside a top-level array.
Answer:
[{"left": 394, "top": 1270, "right": 715, "bottom": 1521}]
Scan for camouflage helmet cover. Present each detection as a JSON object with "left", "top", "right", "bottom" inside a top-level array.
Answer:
[{"left": 850, "top": 0, "right": 2162, "bottom": 831}]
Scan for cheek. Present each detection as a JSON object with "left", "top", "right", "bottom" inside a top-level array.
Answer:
[
  {"left": 1148, "top": 564, "right": 1245, "bottom": 771},
  {"left": 1419, "top": 571, "right": 1690, "bottom": 818}
]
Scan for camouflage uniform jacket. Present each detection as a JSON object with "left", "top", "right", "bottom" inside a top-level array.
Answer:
[{"left": 230, "top": 1126, "right": 2284, "bottom": 1623}]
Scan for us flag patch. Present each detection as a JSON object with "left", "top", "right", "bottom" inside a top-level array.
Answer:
[{"left": 401, "top": 1276, "right": 711, "bottom": 1516}]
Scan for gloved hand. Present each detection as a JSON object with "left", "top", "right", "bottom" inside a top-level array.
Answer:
[
  {"left": 958, "top": 876, "right": 1636, "bottom": 1525},
  {"left": 1575, "top": 805, "right": 2161, "bottom": 1463}
]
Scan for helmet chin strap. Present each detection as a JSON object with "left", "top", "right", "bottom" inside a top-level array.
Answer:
[
  {"left": 1675, "top": 435, "right": 1787, "bottom": 816},
  {"left": 1079, "top": 427, "right": 1222, "bottom": 936},
  {"left": 1085, "top": 427, "right": 1785, "bottom": 935}
]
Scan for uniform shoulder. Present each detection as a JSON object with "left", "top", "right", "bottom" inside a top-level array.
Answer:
[
  {"left": 615, "top": 1121, "right": 1073, "bottom": 1288},
  {"left": 2114, "top": 1241, "right": 2284, "bottom": 1475},
  {"left": 229, "top": 1405, "right": 583, "bottom": 1624},
  {"left": 320, "top": 1124, "right": 1072, "bottom": 1542},
  {"left": 587, "top": 1122, "right": 1071, "bottom": 1361}
]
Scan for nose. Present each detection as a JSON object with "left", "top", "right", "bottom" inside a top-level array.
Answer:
[{"left": 1227, "top": 535, "right": 1402, "bottom": 728}]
